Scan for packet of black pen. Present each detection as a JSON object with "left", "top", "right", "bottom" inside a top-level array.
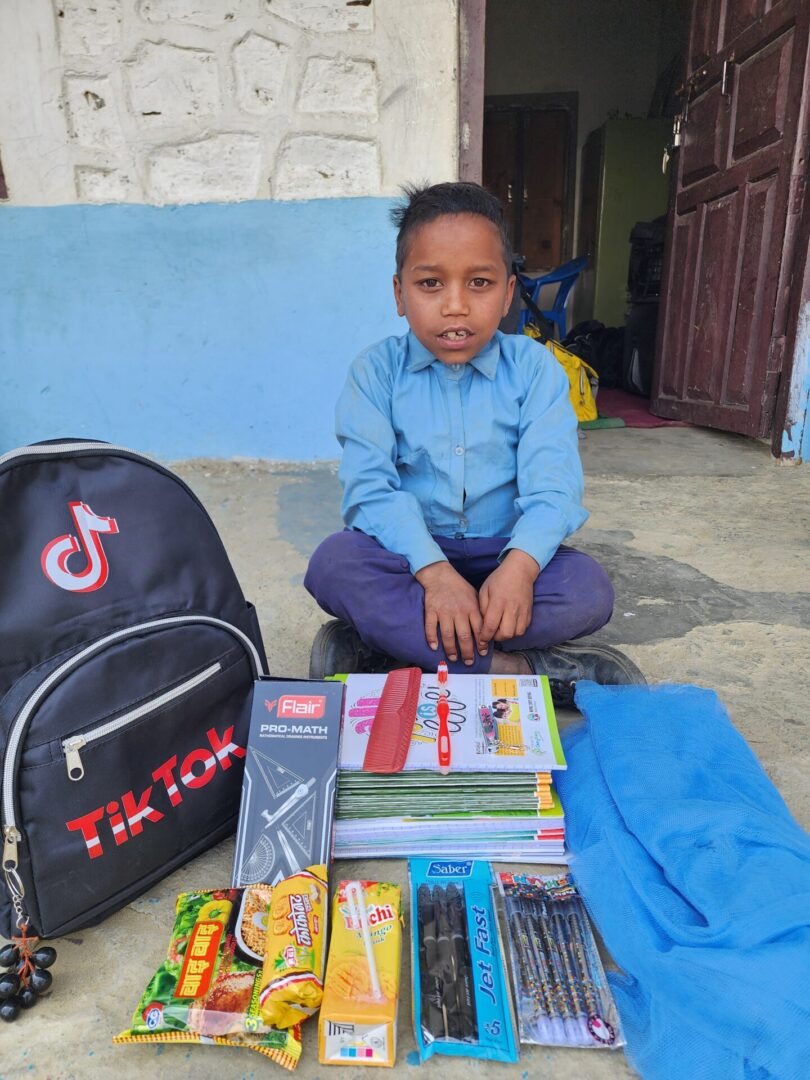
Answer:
[
  {"left": 494, "top": 871, "right": 624, "bottom": 1049},
  {"left": 409, "top": 859, "right": 518, "bottom": 1064}
]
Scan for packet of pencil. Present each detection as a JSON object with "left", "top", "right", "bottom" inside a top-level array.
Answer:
[
  {"left": 409, "top": 859, "right": 518, "bottom": 1064},
  {"left": 319, "top": 880, "right": 402, "bottom": 1067},
  {"left": 494, "top": 871, "right": 624, "bottom": 1049}
]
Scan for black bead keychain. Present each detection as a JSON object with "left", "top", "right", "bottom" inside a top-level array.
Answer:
[{"left": 0, "top": 926, "right": 56, "bottom": 1022}]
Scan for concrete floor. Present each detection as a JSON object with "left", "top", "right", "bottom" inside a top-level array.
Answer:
[{"left": 3, "top": 425, "right": 809, "bottom": 1079}]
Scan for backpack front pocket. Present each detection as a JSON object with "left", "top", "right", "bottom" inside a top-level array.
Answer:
[{"left": 2, "top": 615, "right": 263, "bottom": 938}]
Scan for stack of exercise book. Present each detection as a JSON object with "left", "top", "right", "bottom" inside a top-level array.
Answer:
[{"left": 333, "top": 671, "right": 568, "bottom": 862}]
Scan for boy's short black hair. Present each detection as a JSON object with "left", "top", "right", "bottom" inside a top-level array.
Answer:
[{"left": 390, "top": 181, "right": 512, "bottom": 274}]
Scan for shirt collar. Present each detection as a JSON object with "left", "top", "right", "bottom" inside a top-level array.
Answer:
[{"left": 405, "top": 331, "right": 501, "bottom": 380}]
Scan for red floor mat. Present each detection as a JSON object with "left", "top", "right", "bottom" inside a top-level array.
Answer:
[{"left": 596, "top": 388, "right": 690, "bottom": 428}]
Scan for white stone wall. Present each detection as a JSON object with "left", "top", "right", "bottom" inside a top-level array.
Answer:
[{"left": 0, "top": 0, "right": 458, "bottom": 205}]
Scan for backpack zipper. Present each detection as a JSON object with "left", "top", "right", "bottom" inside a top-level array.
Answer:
[
  {"left": 62, "top": 661, "right": 223, "bottom": 782},
  {"left": 1, "top": 614, "right": 264, "bottom": 922},
  {"left": 0, "top": 441, "right": 224, "bottom": 541},
  {"left": 0, "top": 440, "right": 137, "bottom": 467}
]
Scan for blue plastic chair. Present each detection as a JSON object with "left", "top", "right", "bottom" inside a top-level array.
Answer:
[{"left": 516, "top": 255, "right": 588, "bottom": 340}]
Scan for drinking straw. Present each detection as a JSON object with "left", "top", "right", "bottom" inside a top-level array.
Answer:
[{"left": 345, "top": 880, "right": 382, "bottom": 1000}]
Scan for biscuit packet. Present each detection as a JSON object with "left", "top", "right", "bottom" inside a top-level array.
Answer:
[
  {"left": 259, "top": 865, "right": 329, "bottom": 1029},
  {"left": 114, "top": 886, "right": 301, "bottom": 1070}
]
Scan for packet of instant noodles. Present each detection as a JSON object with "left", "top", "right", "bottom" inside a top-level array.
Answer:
[
  {"left": 114, "top": 885, "right": 301, "bottom": 1070},
  {"left": 259, "top": 865, "right": 328, "bottom": 1029}
]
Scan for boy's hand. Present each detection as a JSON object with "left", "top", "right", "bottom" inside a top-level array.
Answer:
[
  {"left": 415, "top": 561, "right": 484, "bottom": 665},
  {"left": 478, "top": 550, "right": 539, "bottom": 648}
]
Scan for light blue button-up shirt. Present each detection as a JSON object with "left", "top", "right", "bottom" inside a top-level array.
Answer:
[{"left": 336, "top": 330, "right": 588, "bottom": 574}]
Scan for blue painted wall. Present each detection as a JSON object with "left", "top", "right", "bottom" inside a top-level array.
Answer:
[
  {"left": 0, "top": 198, "right": 403, "bottom": 459},
  {"left": 780, "top": 302, "right": 810, "bottom": 464}
]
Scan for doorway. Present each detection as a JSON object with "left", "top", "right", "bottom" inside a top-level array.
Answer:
[
  {"left": 461, "top": 0, "right": 810, "bottom": 455},
  {"left": 482, "top": 95, "right": 577, "bottom": 270}
]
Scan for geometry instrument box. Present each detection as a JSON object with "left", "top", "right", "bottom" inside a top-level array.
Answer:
[{"left": 232, "top": 679, "right": 345, "bottom": 887}]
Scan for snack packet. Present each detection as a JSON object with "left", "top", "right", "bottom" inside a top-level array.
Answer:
[
  {"left": 114, "top": 1027, "right": 302, "bottom": 1067},
  {"left": 259, "top": 864, "right": 328, "bottom": 1029},
  {"left": 114, "top": 885, "right": 301, "bottom": 1070},
  {"left": 409, "top": 859, "right": 518, "bottom": 1064}
]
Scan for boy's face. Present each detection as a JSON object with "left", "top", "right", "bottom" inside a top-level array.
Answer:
[{"left": 393, "top": 213, "right": 515, "bottom": 366}]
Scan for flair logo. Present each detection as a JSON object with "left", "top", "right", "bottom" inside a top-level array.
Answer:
[
  {"left": 41, "top": 502, "right": 119, "bottom": 593},
  {"left": 265, "top": 695, "right": 326, "bottom": 719}
]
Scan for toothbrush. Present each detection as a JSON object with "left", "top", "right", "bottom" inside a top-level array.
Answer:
[{"left": 437, "top": 662, "right": 451, "bottom": 774}]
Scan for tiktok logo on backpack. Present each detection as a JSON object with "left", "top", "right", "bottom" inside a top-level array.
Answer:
[{"left": 41, "top": 502, "right": 120, "bottom": 593}]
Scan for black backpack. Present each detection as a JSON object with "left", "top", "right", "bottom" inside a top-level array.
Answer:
[
  {"left": 0, "top": 440, "right": 267, "bottom": 940},
  {"left": 564, "top": 322, "right": 625, "bottom": 390}
]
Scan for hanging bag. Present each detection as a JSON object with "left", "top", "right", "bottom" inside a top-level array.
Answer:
[{"left": 517, "top": 276, "right": 599, "bottom": 422}]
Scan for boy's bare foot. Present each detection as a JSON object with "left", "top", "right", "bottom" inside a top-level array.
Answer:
[{"left": 488, "top": 649, "right": 532, "bottom": 675}]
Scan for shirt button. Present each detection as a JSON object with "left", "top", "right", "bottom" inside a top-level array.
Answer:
[{"left": 454, "top": 445, "right": 465, "bottom": 456}]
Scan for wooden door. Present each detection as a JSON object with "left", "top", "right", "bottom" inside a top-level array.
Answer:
[
  {"left": 522, "top": 110, "right": 567, "bottom": 268},
  {"left": 483, "top": 104, "right": 573, "bottom": 270},
  {"left": 482, "top": 110, "right": 518, "bottom": 233},
  {"left": 652, "top": 0, "right": 809, "bottom": 436}
]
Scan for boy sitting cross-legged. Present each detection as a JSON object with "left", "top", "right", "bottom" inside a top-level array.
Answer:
[{"left": 305, "top": 181, "right": 643, "bottom": 706}]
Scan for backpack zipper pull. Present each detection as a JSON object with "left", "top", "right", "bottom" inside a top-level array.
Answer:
[
  {"left": 3, "top": 826, "right": 31, "bottom": 932},
  {"left": 63, "top": 736, "right": 87, "bottom": 781},
  {"left": 3, "top": 825, "right": 21, "bottom": 871}
]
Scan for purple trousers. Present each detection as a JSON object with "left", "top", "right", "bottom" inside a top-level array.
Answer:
[{"left": 304, "top": 530, "right": 614, "bottom": 675}]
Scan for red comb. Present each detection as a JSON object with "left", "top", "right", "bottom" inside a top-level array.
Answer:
[{"left": 362, "top": 667, "right": 422, "bottom": 773}]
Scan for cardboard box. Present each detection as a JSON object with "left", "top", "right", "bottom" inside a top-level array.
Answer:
[
  {"left": 319, "top": 881, "right": 402, "bottom": 1067},
  {"left": 232, "top": 678, "right": 344, "bottom": 887}
]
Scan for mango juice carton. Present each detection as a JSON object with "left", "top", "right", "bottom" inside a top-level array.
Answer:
[{"left": 318, "top": 880, "right": 402, "bottom": 1067}]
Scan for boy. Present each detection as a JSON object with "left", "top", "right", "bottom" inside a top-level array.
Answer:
[{"left": 305, "top": 182, "right": 643, "bottom": 705}]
